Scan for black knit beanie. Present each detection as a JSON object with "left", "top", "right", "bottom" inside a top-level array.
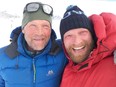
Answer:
[{"left": 60, "top": 5, "right": 97, "bottom": 43}]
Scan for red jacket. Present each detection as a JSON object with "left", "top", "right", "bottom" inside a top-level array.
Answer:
[{"left": 60, "top": 13, "right": 116, "bottom": 87}]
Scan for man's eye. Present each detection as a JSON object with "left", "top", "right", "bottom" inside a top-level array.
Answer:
[
  {"left": 65, "top": 35, "right": 72, "bottom": 39},
  {"left": 29, "top": 24, "right": 36, "bottom": 29},
  {"left": 80, "top": 31, "right": 88, "bottom": 35},
  {"left": 43, "top": 25, "right": 50, "bottom": 29}
]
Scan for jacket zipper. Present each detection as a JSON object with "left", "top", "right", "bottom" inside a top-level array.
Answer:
[{"left": 33, "top": 58, "right": 36, "bottom": 83}]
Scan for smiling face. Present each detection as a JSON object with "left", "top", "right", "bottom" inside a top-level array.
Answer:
[
  {"left": 22, "top": 20, "right": 51, "bottom": 51},
  {"left": 63, "top": 28, "right": 94, "bottom": 64}
]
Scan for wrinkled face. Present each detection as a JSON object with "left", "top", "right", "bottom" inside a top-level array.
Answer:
[
  {"left": 63, "top": 28, "right": 94, "bottom": 64},
  {"left": 22, "top": 20, "right": 51, "bottom": 51}
]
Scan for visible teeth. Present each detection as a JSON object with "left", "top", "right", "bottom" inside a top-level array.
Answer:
[{"left": 73, "top": 46, "right": 84, "bottom": 50}]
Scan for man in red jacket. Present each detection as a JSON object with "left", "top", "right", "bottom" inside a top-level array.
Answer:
[{"left": 60, "top": 5, "right": 116, "bottom": 87}]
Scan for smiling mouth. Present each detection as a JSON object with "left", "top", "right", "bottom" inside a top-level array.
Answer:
[
  {"left": 34, "top": 38, "right": 44, "bottom": 41},
  {"left": 73, "top": 46, "right": 85, "bottom": 51}
]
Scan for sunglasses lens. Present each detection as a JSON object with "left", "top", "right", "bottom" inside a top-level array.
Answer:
[
  {"left": 24, "top": 2, "right": 53, "bottom": 15},
  {"left": 43, "top": 5, "right": 53, "bottom": 15},
  {"left": 27, "top": 3, "right": 39, "bottom": 12}
]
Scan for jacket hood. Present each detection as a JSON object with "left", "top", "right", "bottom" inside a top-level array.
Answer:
[{"left": 10, "top": 26, "right": 22, "bottom": 42}]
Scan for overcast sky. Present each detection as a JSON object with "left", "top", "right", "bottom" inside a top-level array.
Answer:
[{"left": 0, "top": 0, "right": 116, "bottom": 47}]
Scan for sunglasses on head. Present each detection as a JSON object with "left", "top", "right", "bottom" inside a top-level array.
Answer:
[{"left": 23, "top": 2, "right": 53, "bottom": 16}]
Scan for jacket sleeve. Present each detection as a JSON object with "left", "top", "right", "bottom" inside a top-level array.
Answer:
[
  {"left": 0, "top": 75, "right": 5, "bottom": 87},
  {"left": 89, "top": 12, "right": 116, "bottom": 59}
]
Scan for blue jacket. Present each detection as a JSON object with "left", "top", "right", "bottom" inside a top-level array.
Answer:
[{"left": 0, "top": 26, "right": 67, "bottom": 87}]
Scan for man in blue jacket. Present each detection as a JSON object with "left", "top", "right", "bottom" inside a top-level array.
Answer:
[{"left": 0, "top": 2, "right": 67, "bottom": 87}]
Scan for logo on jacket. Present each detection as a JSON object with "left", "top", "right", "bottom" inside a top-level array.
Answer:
[{"left": 46, "top": 70, "right": 54, "bottom": 76}]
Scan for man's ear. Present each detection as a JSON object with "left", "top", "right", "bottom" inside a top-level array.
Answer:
[{"left": 22, "top": 29, "right": 24, "bottom": 34}]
